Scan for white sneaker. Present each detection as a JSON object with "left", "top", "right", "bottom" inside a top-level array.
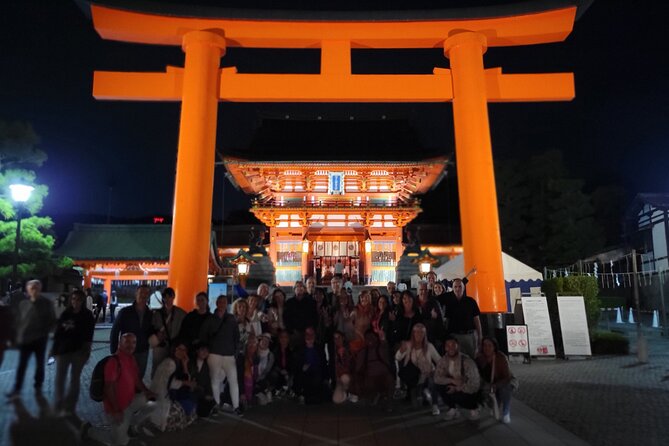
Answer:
[
  {"left": 502, "top": 414, "right": 511, "bottom": 424},
  {"left": 431, "top": 405, "right": 440, "bottom": 416},
  {"left": 265, "top": 390, "right": 273, "bottom": 403},
  {"left": 469, "top": 408, "right": 480, "bottom": 420},
  {"left": 348, "top": 393, "right": 359, "bottom": 403},
  {"left": 443, "top": 408, "right": 458, "bottom": 421},
  {"left": 256, "top": 392, "right": 268, "bottom": 406}
]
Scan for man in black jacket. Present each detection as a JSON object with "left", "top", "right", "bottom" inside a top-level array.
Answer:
[{"left": 110, "top": 285, "right": 153, "bottom": 381}]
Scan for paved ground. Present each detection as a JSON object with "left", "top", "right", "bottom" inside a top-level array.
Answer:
[{"left": 1, "top": 320, "right": 667, "bottom": 446}]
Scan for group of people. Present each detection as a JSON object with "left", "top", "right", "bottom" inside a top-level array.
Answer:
[{"left": 1, "top": 273, "right": 517, "bottom": 446}]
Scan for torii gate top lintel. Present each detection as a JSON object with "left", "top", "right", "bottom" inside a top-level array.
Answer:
[
  {"left": 88, "top": 1, "right": 581, "bottom": 48},
  {"left": 85, "top": 0, "right": 587, "bottom": 313}
]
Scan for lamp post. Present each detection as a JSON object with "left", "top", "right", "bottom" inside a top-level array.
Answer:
[
  {"left": 419, "top": 261, "right": 432, "bottom": 278},
  {"left": 9, "top": 184, "right": 34, "bottom": 290},
  {"left": 230, "top": 249, "right": 255, "bottom": 291}
]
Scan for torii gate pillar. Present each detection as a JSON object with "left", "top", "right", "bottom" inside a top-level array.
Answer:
[
  {"left": 445, "top": 31, "right": 506, "bottom": 311},
  {"left": 168, "top": 30, "right": 225, "bottom": 308}
]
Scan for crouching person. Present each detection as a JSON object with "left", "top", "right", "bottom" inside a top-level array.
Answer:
[
  {"left": 86, "top": 333, "right": 157, "bottom": 446},
  {"left": 434, "top": 336, "right": 481, "bottom": 421},
  {"left": 150, "top": 341, "right": 198, "bottom": 432}
]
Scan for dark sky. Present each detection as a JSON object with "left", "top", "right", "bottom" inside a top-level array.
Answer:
[{"left": 2, "top": 0, "right": 669, "bottom": 234}]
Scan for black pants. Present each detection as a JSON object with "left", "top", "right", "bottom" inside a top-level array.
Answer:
[
  {"left": 435, "top": 384, "right": 478, "bottom": 410},
  {"left": 14, "top": 337, "right": 48, "bottom": 392}
]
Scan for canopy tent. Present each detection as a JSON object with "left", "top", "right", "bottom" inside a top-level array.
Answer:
[
  {"left": 434, "top": 252, "right": 543, "bottom": 282},
  {"left": 424, "top": 252, "right": 543, "bottom": 311}
]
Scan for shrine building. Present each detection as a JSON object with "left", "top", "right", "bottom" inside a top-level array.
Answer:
[{"left": 224, "top": 157, "right": 447, "bottom": 286}]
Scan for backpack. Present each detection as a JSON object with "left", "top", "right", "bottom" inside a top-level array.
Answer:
[{"left": 90, "top": 355, "right": 120, "bottom": 402}]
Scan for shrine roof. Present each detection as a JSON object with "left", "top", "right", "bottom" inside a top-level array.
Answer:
[
  {"left": 56, "top": 224, "right": 172, "bottom": 261},
  {"left": 80, "top": 1, "right": 592, "bottom": 22},
  {"left": 225, "top": 118, "right": 443, "bottom": 161}
]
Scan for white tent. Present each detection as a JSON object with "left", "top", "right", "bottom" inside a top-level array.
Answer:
[{"left": 433, "top": 252, "right": 543, "bottom": 282}]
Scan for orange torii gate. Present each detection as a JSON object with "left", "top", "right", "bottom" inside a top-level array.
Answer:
[{"left": 86, "top": 1, "right": 581, "bottom": 311}]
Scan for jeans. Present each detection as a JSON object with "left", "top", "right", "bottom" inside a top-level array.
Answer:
[
  {"left": 14, "top": 337, "right": 48, "bottom": 392},
  {"left": 494, "top": 382, "right": 513, "bottom": 416},
  {"left": 88, "top": 394, "right": 155, "bottom": 446},
  {"left": 54, "top": 349, "right": 89, "bottom": 412},
  {"left": 208, "top": 353, "right": 239, "bottom": 408}
]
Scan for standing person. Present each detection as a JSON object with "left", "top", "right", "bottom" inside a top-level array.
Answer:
[
  {"left": 99, "top": 290, "right": 108, "bottom": 323},
  {"left": 416, "top": 281, "right": 446, "bottom": 352},
  {"left": 283, "top": 281, "right": 318, "bottom": 348},
  {"left": 331, "top": 330, "right": 352, "bottom": 404},
  {"left": 267, "top": 288, "right": 286, "bottom": 337},
  {"left": 386, "top": 281, "right": 396, "bottom": 298},
  {"left": 110, "top": 284, "right": 153, "bottom": 381},
  {"left": 443, "top": 278, "right": 482, "bottom": 359},
  {"left": 85, "top": 333, "right": 157, "bottom": 446},
  {"left": 200, "top": 295, "right": 243, "bottom": 416},
  {"left": 350, "top": 289, "right": 374, "bottom": 355},
  {"left": 150, "top": 287, "right": 187, "bottom": 377},
  {"left": 334, "top": 259, "right": 344, "bottom": 278},
  {"left": 51, "top": 289, "right": 95, "bottom": 415},
  {"left": 476, "top": 337, "right": 516, "bottom": 423},
  {"left": 256, "top": 283, "right": 270, "bottom": 311},
  {"left": 109, "top": 291, "right": 118, "bottom": 324},
  {"left": 328, "top": 276, "right": 344, "bottom": 308},
  {"left": 390, "top": 291, "right": 421, "bottom": 345},
  {"left": 434, "top": 336, "right": 481, "bottom": 420},
  {"left": 305, "top": 276, "right": 317, "bottom": 298},
  {"left": 85, "top": 288, "right": 95, "bottom": 313},
  {"left": 7, "top": 280, "right": 56, "bottom": 399},
  {"left": 179, "top": 291, "right": 211, "bottom": 352}
]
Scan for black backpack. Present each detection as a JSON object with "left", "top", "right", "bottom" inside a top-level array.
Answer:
[{"left": 90, "top": 355, "right": 120, "bottom": 402}]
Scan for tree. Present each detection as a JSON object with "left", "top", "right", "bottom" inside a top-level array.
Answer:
[
  {"left": 496, "top": 150, "right": 604, "bottom": 268},
  {"left": 0, "top": 120, "right": 71, "bottom": 284}
]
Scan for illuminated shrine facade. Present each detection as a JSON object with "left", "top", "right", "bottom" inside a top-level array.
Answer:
[{"left": 225, "top": 158, "right": 447, "bottom": 285}]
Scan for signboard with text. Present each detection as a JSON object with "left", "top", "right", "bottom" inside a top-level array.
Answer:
[
  {"left": 557, "top": 295, "right": 592, "bottom": 356},
  {"left": 506, "top": 325, "right": 530, "bottom": 354},
  {"left": 521, "top": 296, "right": 556, "bottom": 356}
]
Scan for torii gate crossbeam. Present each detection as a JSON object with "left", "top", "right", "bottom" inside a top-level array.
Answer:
[{"left": 86, "top": 2, "right": 580, "bottom": 312}]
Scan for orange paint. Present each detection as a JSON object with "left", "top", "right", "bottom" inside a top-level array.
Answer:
[
  {"left": 88, "top": 3, "right": 580, "bottom": 311},
  {"left": 445, "top": 32, "right": 506, "bottom": 312},
  {"left": 168, "top": 31, "right": 225, "bottom": 309}
]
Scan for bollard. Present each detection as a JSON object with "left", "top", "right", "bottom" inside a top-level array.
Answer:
[
  {"left": 652, "top": 310, "right": 660, "bottom": 328},
  {"left": 615, "top": 307, "right": 623, "bottom": 324},
  {"left": 628, "top": 308, "right": 635, "bottom": 324}
]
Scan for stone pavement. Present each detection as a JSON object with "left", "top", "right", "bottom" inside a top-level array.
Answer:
[
  {"left": 512, "top": 325, "right": 669, "bottom": 446},
  {"left": 1, "top": 323, "right": 666, "bottom": 446}
]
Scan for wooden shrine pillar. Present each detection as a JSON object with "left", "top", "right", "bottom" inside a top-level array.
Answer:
[
  {"left": 168, "top": 30, "right": 226, "bottom": 310},
  {"left": 445, "top": 32, "right": 506, "bottom": 313}
]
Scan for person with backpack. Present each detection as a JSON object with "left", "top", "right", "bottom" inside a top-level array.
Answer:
[
  {"left": 51, "top": 289, "right": 95, "bottom": 416},
  {"left": 110, "top": 285, "right": 153, "bottom": 381},
  {"left": 85, "top": 332, "right": 157, "bottom": 446}
]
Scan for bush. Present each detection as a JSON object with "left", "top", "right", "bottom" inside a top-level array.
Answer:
[
  {"left": 591, "top": 330, "right": 629, "bottom": 355},
  {"left": 542, "top": 275, "right": 601, "bottom": 357}
]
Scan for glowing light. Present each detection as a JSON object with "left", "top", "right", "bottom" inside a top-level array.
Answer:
[{"left": 9, "top": 184, "right": 34, "bottom": 203}]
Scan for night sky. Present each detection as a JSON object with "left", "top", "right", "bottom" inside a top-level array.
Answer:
[{"left": 2, "top": 0, "right": 669, "bottom": 240}]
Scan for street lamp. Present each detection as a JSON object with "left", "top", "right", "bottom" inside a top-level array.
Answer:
[
  {"left": 9, "top": 183, "right": 34, "bottom": 289},
  {"left": 419, "top": 261, "right": 431, "bottom": 277}
]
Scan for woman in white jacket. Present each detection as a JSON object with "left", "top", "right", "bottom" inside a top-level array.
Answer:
[
  {"left": 394, "top": 323, "right": 441, "bottom": 407},
  {"left": 150, "top": 342, "right": 197, "bottom": 432}
]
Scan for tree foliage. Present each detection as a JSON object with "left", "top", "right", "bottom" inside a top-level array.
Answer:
[
  {"left": 495, "top": 150, "right": 605, "bottom": 269},
  {"left": 0, "top": 119, "right": 71, "bottom": 282}
]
